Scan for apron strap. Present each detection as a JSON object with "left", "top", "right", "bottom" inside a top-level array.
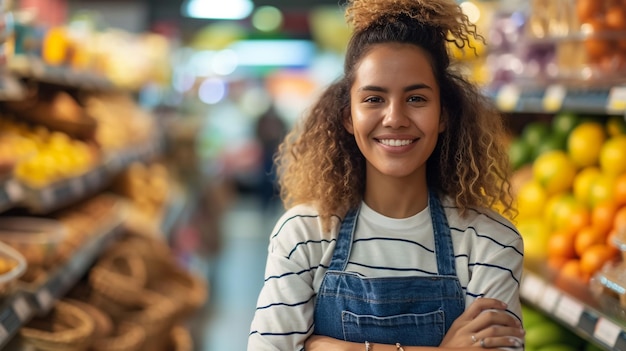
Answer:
[
  {"left": 428, "top": 190, "right": 457, "bottom": 276},
  {"left": 328, "top": 207, "right": 359, "bottom": 271}
]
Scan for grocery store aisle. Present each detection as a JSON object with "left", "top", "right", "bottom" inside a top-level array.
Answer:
[{"left": 190, "top": 192, "right": 283, "bottom": 351}]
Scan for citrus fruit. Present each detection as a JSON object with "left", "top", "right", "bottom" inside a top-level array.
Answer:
[
  {"left": 572, "top": 166, "right": 602, "bottom": 205},
  {"left": 591, "top": 200, "right": 618, "bottom": 234},
  {"left": 599, "top": 135, "right": 626, "bottom": 176},
  {"left": 508, "top": 138, "right": 533, "bottom": 170},
  {"left": 532, "top": 150, "right": 577, "bottom": 195},
  {"left": 517, "top": 217, "right": 551, "bottom": 264},
  {"left": 552, "top": 112, "right": 581, "bottom": 137},
  {"left": 579, "top": 244, "right": 616, "bottom": 276},
  {"left": 614, "top": 206, "right": 626, "bottom": 231},
  {"left": 614, "top": 173, "right": 626, "bottom": 206},
  {"left": 575, "top": 225, "right": 606, "bottom": 257},
  {"left": 548, "top": 194, "right": 589, "bottom": 232},
  {"left": 558, "top": 259, "right": 583, "bottom": 282},
  {"left": 548, "top": 229, "right": 577, "bottom": 259},
  {"left": 522, "top": 121, "right": 551, "bottom": 155},
  {"left": 515, "top": 180, "right": 548, "bottom": 218},
  {"left": 588, "top": 174, "right": 616, "bottom": 208},
  {"left": 567, "top": 122, "right": 607, "bottom": 168}
]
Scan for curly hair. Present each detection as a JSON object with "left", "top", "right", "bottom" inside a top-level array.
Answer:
[{"left": 276, "top": 0, "right": 515, "bottom": 231}]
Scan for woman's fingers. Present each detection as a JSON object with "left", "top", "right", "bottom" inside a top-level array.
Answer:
[{"left": 475, "top": 336, "right": 524, "bottom": 349}]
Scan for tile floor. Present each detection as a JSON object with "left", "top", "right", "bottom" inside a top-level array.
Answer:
[{"left": 188, "top": 193, "right": 283, "bottom": 351}]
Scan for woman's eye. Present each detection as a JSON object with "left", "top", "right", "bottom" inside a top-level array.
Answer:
[
  {"left": 364, "top": 96, "right": 383, "bottom": 103},
  {"left": 408, "top": 96, "right": 426, "bottom": 103}
]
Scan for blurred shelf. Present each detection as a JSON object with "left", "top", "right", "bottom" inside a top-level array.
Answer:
[
  {"left": 0, "top": 73, "right": 26, "bottom": 101},
  {"left": 160, "top": 186, "right": 191, "bottom": 241},
  {"left": 7, "top": 56, "right": 116, "bottom": 91},
  {"left": 0, "top": 134, "right": 163, "bottom": 215},
  {"left": 486, "top": 84, "right": 626, "bottom": 115},
  {"left": 521, "top": 269, "right": 626, "bottom": 351},
  {"left": 0, "top": 209, "right": 125, "bottom": 349}
]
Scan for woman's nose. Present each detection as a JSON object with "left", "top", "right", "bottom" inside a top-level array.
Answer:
[{"left": 382, "top": 101, "right": 410, "bottom": 128}]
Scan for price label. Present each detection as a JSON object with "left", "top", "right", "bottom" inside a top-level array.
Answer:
[
  {"left": 13, "top": 296, "right": 31, "bottom": 322},
  {"left": 594, "top": 318, "right": 621, "bottom": 347},
  {"left": 36, "top": 289, "right": 54, "bottom": 311},
  {"left": 520, "top": 273, "right": 546, "bottom": 305},
  {"left": 496, "top": 84, "right": 521, "bottom": 112},
  {"left": 538, "top": 285, "right": 561, "bottom": 313},
  {"left": 608, "top": 86, "right": 626, "bottom": 113},
  {"left": 543, "top": 85, "right": 567, "bottom": 112},
  {"left": 554, "top": 295, "right": 584, "bottom": 326}
]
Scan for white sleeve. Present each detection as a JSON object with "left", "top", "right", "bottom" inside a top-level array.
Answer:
[{"left": 248, "top": 209, "right": 330, "bottom": 351}]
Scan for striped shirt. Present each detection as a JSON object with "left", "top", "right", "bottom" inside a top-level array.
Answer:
[{"left": 248, "top": 197, "right": 524, "bottom": 351}]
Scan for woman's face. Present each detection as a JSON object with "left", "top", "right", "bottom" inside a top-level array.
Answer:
[{"left": 344, "top": 43, "right": 444, "bottom": 182}]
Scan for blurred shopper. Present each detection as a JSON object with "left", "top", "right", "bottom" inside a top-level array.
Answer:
[
  {"left": 248, "top": 0, "right": 525, "bottom": 350},
  {"left": 254, "top": 104, "right": 287, "bottom": 209}
]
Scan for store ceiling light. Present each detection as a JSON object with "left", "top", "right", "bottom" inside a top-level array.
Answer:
[{"left": 181, "top": 0, "right": 254, "bottom": 20}]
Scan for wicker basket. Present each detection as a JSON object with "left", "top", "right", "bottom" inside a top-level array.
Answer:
[
  {"left": 167, "top": 326, "right": 193, "bottom": 351},
  {"left": 90, "top": 322, "right": 145, "bottom": 351},
  {"left": 119, "top": 290, "right": 178, "bottom": 351},
  {"left": 20, "top": 300, "right": 95, "bottom": 351},
  {"left": 64, "top": 299, "right": 113, "bottom": 339},
  {"left": 147, "top": 266, "right": 208, "bottom": 322}
]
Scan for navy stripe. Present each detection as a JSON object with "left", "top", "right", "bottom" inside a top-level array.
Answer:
[
  {"left": 271, "top": 214, "right": 320, "bottom": 239},
  {"left": 287, "top": 239, "right": 335, "bottom": 259},
  {"left": 265, "top": 264, "right": 328, "bottom": 282},
  {"left": 354, "top": 237, "right": 434, "bottom": 253},
  {"left": 249, "top": 323, "right": 314, "bottom": 337},
  {"left": 450, "top": 226, "right": 524, "bottom": 257},
  {"left": 455, "top": 254, "right": 469, "bottom": 260},
  {"left": 444, "top": 205, "right": 520, "bottom": 238},
  {"left": 348, "top": 261, "right": 438, "bottom": 275},
  {"left": 256, "top": 294, "right": 316, "bottom": 310},
  {"left": 469, "top": 262, "right": 520, "bottom": 285},
  {"left": 271, "top": 213, "right": 343, "bottom": 240}
]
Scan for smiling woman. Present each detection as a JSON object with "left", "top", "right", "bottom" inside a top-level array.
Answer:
[{"left": 248, "top": 0, "right": 525, "bottom": 350}]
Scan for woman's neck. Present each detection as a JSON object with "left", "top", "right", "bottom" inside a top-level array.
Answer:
[{"left": 363, "top": 176, "right": 429, "bottom": 219}]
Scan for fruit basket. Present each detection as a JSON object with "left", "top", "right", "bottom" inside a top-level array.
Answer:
[
  {"left": 0, "top": 216, "right": 67, "bottom": 268},
  {"left": 0, "top": 240, "right": 27, "bottom": 296}
]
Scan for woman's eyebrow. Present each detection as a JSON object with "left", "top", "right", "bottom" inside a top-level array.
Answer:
[{"left": 356, "top": 83, "right": 433, "bottom": 93}]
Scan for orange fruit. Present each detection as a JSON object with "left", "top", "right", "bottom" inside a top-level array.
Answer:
[
  {"left": 614, "top": 173, "right": 626, "bottom": 206},
  {"left": 548, "top": 229, "right": 577, "bottom": 259},
  {"left": 591, "top": 200, "right": 619, "bottom": 234},
  {"left": 599, "top": 136, "right": 626, "bottom": 176},
  {"left": 532, "top": 150, "right": 577, "bottom": 195},
  {"left": 614, "top": 206, "right": 626, "bottom": 231},
  {"left": 575, "top": 225, "right": 606, "bottom": 257},
  {"left": 547, "top": 255, "right": 569, "bottom": 270},
  {"left": 579, "top": 244, "right": 617, "bottom": 276},
  {"left": 567, "top": 122, "right": 607, "bottom": 168},
  {"left": 558, "top": 259, "right": 584, "bottom": 283}
]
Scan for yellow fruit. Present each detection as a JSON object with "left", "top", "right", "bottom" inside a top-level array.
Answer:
[
  {"left": 599, "top": 136, "right": 626, "bottom": 176},
  {"left": 515, "top": 180, "right": 548, "bottom": 218},
  {"left": 588, "top": 174, "right": 616, "bottom": 208},
  {"left": 517, "top": 217, "right": 551, "bottom": 265},
  {"left": 548, "top": 194, "right": 588, "bottom": 232},
  {"left": 533, "top": 150, "right": 577, "bottom": 195},
  {"left": 573, "top": 166, "right": 602, "bottom": 206},
  {"left": 567, "top": 122, "right": 606, "bottom": 168}
]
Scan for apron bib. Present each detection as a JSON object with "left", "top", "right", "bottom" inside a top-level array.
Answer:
[{"left": 313, "top": 190, "right": 465, "bottom": 346}]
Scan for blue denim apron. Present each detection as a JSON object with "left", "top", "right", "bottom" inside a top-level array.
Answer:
[{"left": 313, "top": 191, "right": 465, "bottom": 346}]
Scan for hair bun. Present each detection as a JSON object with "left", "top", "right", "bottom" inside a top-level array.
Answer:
[{"left": 344, "top": 0, "right": 479, "bottom": 49}]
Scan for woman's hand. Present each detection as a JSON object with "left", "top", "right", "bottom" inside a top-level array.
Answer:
[{"left": 439, "top": 298, "right": 525, "bottom": 349}]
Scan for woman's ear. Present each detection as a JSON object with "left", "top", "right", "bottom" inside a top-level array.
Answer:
[{"left": 343, "top": 108, "right": 354, "bottom": 134}]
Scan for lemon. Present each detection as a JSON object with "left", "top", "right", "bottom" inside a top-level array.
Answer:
[
  {"left": 517, "top": 217, "right": 550, "bottom": 264},
  {"left": 588, "top": 174, "right": 616, "bottom": 208},
  {"left": 532, "top": 150, "right": 577, "bottom": 195},
  {"left": 599, "top": 135, "right": 626, "bottom": 176},
  {"left": 567, "top": 122, "right": 606, "bottom": 168},
  {"left": 572, "top": 166, "right": 602, "bottom": 205},
  {"left": 515, "top": 180, "right": 548, "bottom": 218}
]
